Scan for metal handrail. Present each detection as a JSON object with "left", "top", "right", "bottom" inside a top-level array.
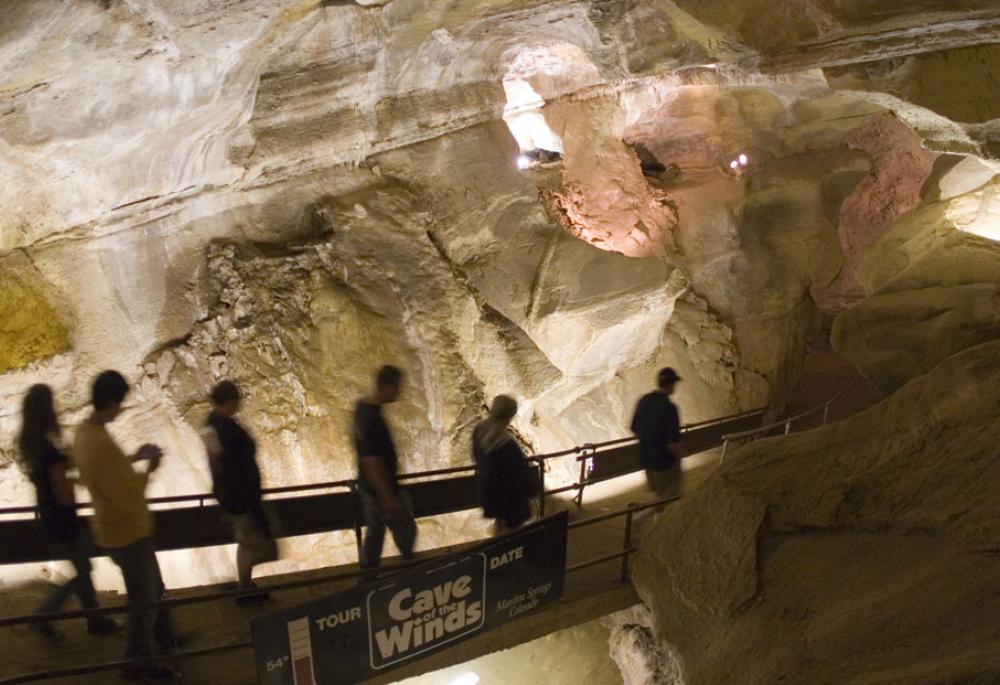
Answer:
[
  {"left": 719, "top": 378, "right": 861, "bottom": 461},
  {"left": 569, "top": 406, "right": 768, "bottom": 464},
  {"left": 0, "top": 494, "right": 674, "bottom": 684},
  {"left": 0, "top": 496, "right": 675, "bottom": 632},
  {"left": 1, "top": 488, "right": 671, "bottom": 684},
  {"left": 0, "top": 409, "right": 762, "bottom": 518}
]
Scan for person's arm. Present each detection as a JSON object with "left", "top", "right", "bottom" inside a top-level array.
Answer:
[
  {"left": 355, "top": 404, "right": 401, "bottom": 516},
  {"left": 132, "top": 443, "right": 163, "bottom": 474},
  {"left": 360, "top": 456, "right": 401, "bottom": 518},
  {"left": 47, "top": 461, "right": 75, "bottom": 508},
  {"left": 78, "top": 432, "right": 152, "bottom": 513},
  {"left": 630, "top": 398, "right": 643, "bottom": 435},
  {"left": 667, "top": 405, "right": 684, "bottom": 457},
  {"left": 200, "top": 427, "right": 224, "bottom": 479}
]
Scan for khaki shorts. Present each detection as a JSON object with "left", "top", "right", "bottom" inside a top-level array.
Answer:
[
  {"left": 228, "top": 507, "right": 278, "bottom": 566},
  {"left": 645, "top": 463, "right": 681, "bottom": 498}
]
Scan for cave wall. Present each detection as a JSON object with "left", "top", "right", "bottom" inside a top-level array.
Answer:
[
  {"left": 632, "top": 338, "right": 1000, "bottom": 683},
  {"left": 2, "top": 0, "right": 1000, "bottom": 591}
]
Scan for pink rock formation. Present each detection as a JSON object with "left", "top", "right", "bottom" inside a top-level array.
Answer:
[{"left": 811, "top": 111, "right": 938, "bottom": 313}]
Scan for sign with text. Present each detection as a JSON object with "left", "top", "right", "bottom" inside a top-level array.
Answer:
[{"left": 251, "top": 512, "right": 568, "bottom": 684}]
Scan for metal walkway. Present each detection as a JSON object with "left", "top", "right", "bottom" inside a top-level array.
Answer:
[
  {"left": 0, "top": 390, "right": 861, "bottom": 683},
  {"left": 0, "top": 409, "right": 767, "bottom": 565}
]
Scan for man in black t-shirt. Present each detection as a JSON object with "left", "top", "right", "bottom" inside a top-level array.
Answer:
[
  {"left": 202, "top": 381, "right": 276, "bottom": 603},
  {"left": 353, "top": 365, "right": 416, "bottom": 580},
  {"left": 630, "top": 367, "right": 685, "bottom": 498}
]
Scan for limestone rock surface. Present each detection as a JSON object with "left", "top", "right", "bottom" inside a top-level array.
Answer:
[
  {"left": 833, "top": 177, "right": 1000, "bottom": 392},
  {"left": 3, "top": 0, "right": 1000, "bottom": 591},
  {"left": 633, "top": 338, "right": 1000, "bottom": 683}
]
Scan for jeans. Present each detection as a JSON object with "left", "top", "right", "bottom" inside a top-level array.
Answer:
[
  {"left": 359, "top": 488, "right": 416, "bottom": 579},
  {"left": 35, "top": 533, "right": 99, "bottom": 622},
  {"left": 108, "top": 537, "right": 173, "bottom": 662}
]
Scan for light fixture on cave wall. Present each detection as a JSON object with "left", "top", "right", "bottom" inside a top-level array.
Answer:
[{"left": 726, "top": 152, "right": 751, "bottom": 177}]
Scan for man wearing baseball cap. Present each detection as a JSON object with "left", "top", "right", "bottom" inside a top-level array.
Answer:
[{"left": 630, "top": 367, "right": 685, "bottom": 499}]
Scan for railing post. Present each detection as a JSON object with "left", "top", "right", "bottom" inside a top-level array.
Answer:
[
  {"left": 784, "top": 420, "right": 792, "bottom": 435},
  {"left": 720, "top": 439, "right": 729, "bottom": 464},
  {"left": 822, "top": 404, "right": 830, "bottom": 426},
  {"left": 537, "top": 461, "right": 546, "bottom": 518},
  {"left": 621, "top": 506, "right": 635, "bottom": 582},
  {"left": 350, "top": 482, "right": 364, "bottom": 560},
  {"left": 575, "top": 455, "right": 589, "bottom": 508}
]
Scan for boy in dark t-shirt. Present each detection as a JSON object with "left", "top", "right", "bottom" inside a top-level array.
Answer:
[
  {"left": 353, "top": 365, "right": 416, "bottom": 581},
  {"left": 630, "top": 367, "right": 685, "bottom": 498},
  {"left": 202, "top": 381, "right": 276, "bottom": 603}
]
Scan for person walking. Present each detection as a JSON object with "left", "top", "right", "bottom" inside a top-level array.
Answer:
[
  {"left": 17, "top": 384, "right": 119, "bottom": 641},
  {"left": 472, "top": 395, "right": 532, "bottom": 536},
  {"left": 72, "top": 370, "right": 175, "bottom": 683},
  {"left": 630, "top": 367, "right": 685, "bottom": 499},
  {"left": 201, "top": 381, "right": 276, "bottom": 604},
  {"left": 353, "top": 365, "right": 416, "bottom": 581}
]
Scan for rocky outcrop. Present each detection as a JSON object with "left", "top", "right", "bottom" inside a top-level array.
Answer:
[
  {"left": 0, "top": 254, "right": 70, "bottom": 376},
  {"left": 633, "top": 338, "right": 1000, "bottom": 683},
  {"left": 833, "top": 176, "right": 1000, "bottom": 392},
  {"left": 603, "top": 605, "right": 682, "bottom": 685},
  {"left": 811, "top": 111, "right": 938, "bottom": 313}
]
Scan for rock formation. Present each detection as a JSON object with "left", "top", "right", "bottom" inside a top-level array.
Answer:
[
  {"left": 1, "top": 0, "right": 999, "bottom": 597},
  {"left": 633, "top": 338, "right": 1000, "bottom": 683}
]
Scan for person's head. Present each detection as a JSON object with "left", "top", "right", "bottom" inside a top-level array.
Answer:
[
  {"left": 91, "top": 370, "right": 129, "bottom": 421},
  {"left": 210, "top": 380, "right": 241, "bottom": 416},
  {"left": 488, "top": 395, "right": 518, "bottom": 426},
  {"left": 17, "top": 384, "right": 59, "bottom": 465},
  {"left": 656, "top": 367, "right": 681, "bottom": 395},
  {"left": 375, "top": 365, "right": 403, "bottom": 404}
]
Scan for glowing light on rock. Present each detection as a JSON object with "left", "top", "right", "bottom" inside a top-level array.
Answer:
[
  {"left": 516, "top": 155, "right": 532, "bottom": 170},
  {"left": 950, "top": 186, "right": 1000, "bottom": 242},
  {"left": 449, "top": 674, "right": 480, "bottom": 685},
  {"left": 502, "top": 78, "right": 563, "bottom": 154},
  {"left": 738, "top": 153, "right": 749, "bottom": 166},
  {"left": 729, "top": 160, "right": 739, "bottom": 170}
]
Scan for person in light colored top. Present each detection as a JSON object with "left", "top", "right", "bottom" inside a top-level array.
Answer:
[
  {"left": 72, "top": 370, "right": 175, "bottom": 684},
  {"left": 17, "top": 384, "right": 118, "bottom": 641}
]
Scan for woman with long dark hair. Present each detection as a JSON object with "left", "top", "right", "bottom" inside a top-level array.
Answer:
[{"left": 17, "top": 384, "right": 117, "bottom": 640}]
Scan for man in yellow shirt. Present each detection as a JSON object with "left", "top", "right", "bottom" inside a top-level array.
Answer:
[{"left": 73, "top": 370, "right": 174, "bottom": 683}]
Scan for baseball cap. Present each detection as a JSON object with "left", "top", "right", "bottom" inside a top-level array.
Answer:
[{"left": 657, "top": 367, "right": 682, "bottom": 385}]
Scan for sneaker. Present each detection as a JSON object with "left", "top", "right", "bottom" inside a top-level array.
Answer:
[
  {"left": 87, "top": 616, "right": 122, "bottom": 635},
  {"left": 34, "top": 621, "right": 65, "bottom": 643},
  {"left": 156, "top": 632, "right": 190, "bottom": 653},
  {"left": 235, "top": 589, "right": 271, "bottom": 606},
  {"left": 121, "top": 664, "right": 176, "bottom": 683}
]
